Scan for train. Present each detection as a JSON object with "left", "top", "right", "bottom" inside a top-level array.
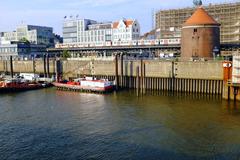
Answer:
[{"left": 55, "top": 38, "right": 181, "bottom": 49}]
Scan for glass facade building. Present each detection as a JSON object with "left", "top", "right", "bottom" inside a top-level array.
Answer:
[{"left": 0, "top": 25, "right": 54, "bottom": 47}]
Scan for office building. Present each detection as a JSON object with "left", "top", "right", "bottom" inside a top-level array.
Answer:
[
  {"left": 0, "top": 42, "right": 47, "bottom": 59},
  {"left": 0, "top": 24, "right": 54, "bottom": 46}
]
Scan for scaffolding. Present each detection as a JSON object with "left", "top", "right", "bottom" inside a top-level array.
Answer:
[{"left": 155, "top": 2, "right": 240, "bottom": 44}]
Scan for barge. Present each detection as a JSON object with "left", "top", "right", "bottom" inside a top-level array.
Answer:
[
  {"left": 0, "top": 78, "right": 49, "bottom": 92},
  {"left": 53, "top": 77, "right": 114, "bottom": 93}
]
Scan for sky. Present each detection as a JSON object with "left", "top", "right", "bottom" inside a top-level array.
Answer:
[{"left": 0, "top": 0, "right": 239, "bottom": 35}]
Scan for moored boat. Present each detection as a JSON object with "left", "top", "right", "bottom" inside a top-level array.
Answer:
[
  {"left": 53, "top": 77, "right": 114, "bottom": 93},
  {"left": 0, "top": 78, "right": 48, "bottom": 92}
]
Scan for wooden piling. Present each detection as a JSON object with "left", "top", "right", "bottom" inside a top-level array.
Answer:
[
  {"left": 136, "top": 66, "right": 140, "bottom": 97},
  {"left": 47, "top": 54, "right": 50, "bottom": 78},
  {"left": 32, "top": 57, "right": 36, "bottom": 74},
  {"left": 10, "top": 56, "right": 13, "bottom": 78},
  {"left": 43, "top": 54, "right": 47, "bottom": 78},
  {"left": 140, "top": 59, "right": 143, "bottom": 94},
  {"left": 143, "top": 63, "right": 146, "bottom": 94},
  {"left": 55, "top": 59, "right": 59, "bottom": 82},
  {"left": 115, "top": 54, "right": 119, "bottom": 90},
  {"left": 120, "top": 53, "right": 124, "bottom": 88}
]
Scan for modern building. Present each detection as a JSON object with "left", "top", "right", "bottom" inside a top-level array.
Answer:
[
  {"left": 0, "top": 24, "right": 55, "bottom": 58},
  {"left": 0, "top": 24, "right": 54, "bottom": 47},
  {"left": 155, "top": 2, "right": 240, "bottom": 44},
  {"left": 62, "top": 18, "right": 140, "bottom": 44},
  {"left": 181, "top": 6, "right": 220, "bottom": 59},
  {"left": 0, "top": 42, "right": 47, "bottom": 59}
]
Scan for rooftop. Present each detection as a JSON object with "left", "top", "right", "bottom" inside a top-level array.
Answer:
[
  {"left": 184, "top": 7, "right": 220, "bottom": 26},
  {"left": 113, "top": 19, "right": 134, "bottom": 29}
]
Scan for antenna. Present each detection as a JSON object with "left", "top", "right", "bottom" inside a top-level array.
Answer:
[{"left": 193, "top": 0, "right": 203, "bottom": 7}]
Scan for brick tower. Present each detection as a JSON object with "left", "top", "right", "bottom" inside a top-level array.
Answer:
[{"left": 181, "top": 6, "right": 220, "bottom": 59}]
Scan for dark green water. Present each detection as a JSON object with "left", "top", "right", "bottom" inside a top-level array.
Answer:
[{"left": 1, "top": 88, "right": 240, "bottom": 160}]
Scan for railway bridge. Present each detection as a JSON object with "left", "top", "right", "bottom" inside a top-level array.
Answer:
[
  {"left": 47, "top": 43, "right": 239, "bottom": 58},
  {"left": 47, "top": 45, "right": 181, "bottom": 58}
]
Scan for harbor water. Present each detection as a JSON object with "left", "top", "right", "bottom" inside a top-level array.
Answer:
[{"left": 1, "top": 89, "right": 240, "bottom": 160}]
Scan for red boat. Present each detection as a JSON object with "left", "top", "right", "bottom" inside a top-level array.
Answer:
[
  {"left": 0, "top": 78, "right": 46, "bottom": 92},
  {"left": 53, "top": 77, "right": 114, "bottom": 93}
]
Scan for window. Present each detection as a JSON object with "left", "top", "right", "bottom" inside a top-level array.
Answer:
[{"left": 193, "top": 28, "right": 197, "bottom": 33}]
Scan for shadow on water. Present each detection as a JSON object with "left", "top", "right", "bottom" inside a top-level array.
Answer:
[{"left": 1, "top": 124, "right": 240, "bottom": 160}]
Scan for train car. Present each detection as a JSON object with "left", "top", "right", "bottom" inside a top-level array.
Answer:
[
  {"left": 55, "top": 37, "right": 180, "bottom": 49},
  {"left": 77, "top": 44, "right": 85, "bottom": 48},
  {"left": 105, "top": 41, "right": 112, "bottom": 47},
  {"left": 137, "top": 40, "right": 145, "bottom": 46},
  {"left": 154, "top": 39, "right": 160, "bottom": 45},
  {"left": 142, "top": 40, "right": 156, "bottom": 46}
]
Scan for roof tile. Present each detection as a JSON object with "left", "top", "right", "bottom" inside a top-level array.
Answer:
[{"left": 184, "top": 7, "right": 219, "bottom": 26}]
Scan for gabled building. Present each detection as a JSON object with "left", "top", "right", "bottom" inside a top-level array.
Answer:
[{"left": 112, "top": 19, "right": 140, "bottom": 41}]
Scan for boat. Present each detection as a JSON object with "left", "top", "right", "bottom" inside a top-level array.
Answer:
[
  {"left": 0, "top": 78, "right": 48, "bottom": 92},
  {"left": 53, "top": 77, "right": 114, "bottom": 93}
]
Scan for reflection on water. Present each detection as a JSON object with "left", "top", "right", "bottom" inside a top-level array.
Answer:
[{"left": 0, "top": 88, "right": 240, "bottom": 160}]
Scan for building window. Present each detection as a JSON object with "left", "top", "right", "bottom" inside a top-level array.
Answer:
[{"left": 193, "top": 28, "right": 197, "bottom": 33}]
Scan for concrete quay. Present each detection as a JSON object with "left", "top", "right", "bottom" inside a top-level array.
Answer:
[{"left": 2, "top": 57, "right": 240, "bottom": 101}]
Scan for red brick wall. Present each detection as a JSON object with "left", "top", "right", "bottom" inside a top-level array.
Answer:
[{"left": 181, "top": 26, "right": 220, "bottom": 59}]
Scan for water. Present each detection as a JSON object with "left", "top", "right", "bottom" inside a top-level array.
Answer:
[{"left": 1, "top": 89, "right": 240, "bottom": 160}]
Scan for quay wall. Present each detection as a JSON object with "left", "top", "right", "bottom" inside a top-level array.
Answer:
[
  {"left": 0, "top": 59, "right": 225, "bottom": 95},
  {"left": 0, "top": 60, "right": 223, "bottom": 80}
]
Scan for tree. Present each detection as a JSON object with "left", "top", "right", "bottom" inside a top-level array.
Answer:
[
  {"left": 19, "top": 37, "right": 30, "bottom": 44},
  {"left": 62, "top": 50, "right": 71, "bottom": 59}
]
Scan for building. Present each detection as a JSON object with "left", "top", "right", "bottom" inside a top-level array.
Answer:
[
  {"left": 112, "top": 19, "right": 140, "bottom": 41},
  {"left": 181, "top": 6, "right": 220, "bottom": 59},
  {"left": 0, "top": 24, "right": 55, "bottom": 58},
  {"left": 62, "top": 18, "right": 140, "bottom": 44},
  {"left": 155, "top": 2, "right": 240, "bottom": 44},
  {"left": 0, "top": 24, "right": 54, "bottom": 47},
  {"left": 0, "top": 42, "right": 47, "bottom": 59},
  {"left": 140, "top": 30, "right": 157, "bottom": 40}
]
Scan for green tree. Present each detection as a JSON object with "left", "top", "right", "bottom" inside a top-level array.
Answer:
[
  {"left": 19, "top": 37, "right": 30, "bottom": 44},
  {"left": 62, "top": 50, "right": 71, "bottom": 58}
]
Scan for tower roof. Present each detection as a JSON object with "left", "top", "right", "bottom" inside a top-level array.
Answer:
[{"left": 184, "top": 7, "right": 220, "bottom": 26}]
